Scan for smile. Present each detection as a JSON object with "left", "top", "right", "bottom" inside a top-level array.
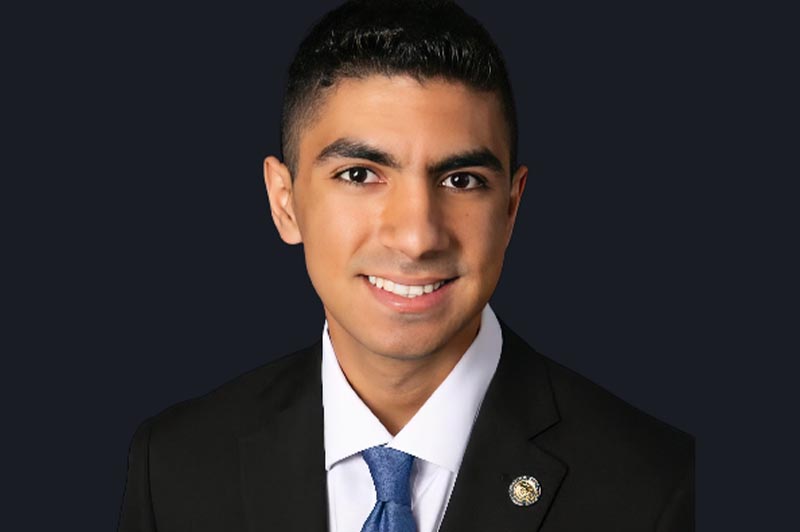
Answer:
[{"left": 367, "top": 275, "right": 453, "bottom": 299}]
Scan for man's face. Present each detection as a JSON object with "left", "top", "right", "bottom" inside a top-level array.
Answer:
[{"left": 267, "top": 75, "right": 526, "bottom": 361}]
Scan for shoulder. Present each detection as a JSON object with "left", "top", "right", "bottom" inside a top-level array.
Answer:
[
  {"left": 134, "top": 341, "right": 322, "bottom": 451},
  {"left": 543, "top": 353, "right": 694, "bottom": 468},
  {"left": 501, "top": 323, "right": 693, "bottom": 497},
  {"left": 543, "top": 355, "right": 694, "bottom": 527},
  {"left": 119, "top": 342, "right": 323, "bottom": 528},
  {"left": 498, "top": 324, "right": 694, "bottom": 527}
]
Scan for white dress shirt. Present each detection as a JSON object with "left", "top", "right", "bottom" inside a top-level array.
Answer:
[{"left": 322, "top": 304, "right": 503, "bottom": 532}]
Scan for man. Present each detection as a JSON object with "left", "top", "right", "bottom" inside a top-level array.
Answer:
[{"left": 119, "top": 1, "right": 694, "bottom": 531}]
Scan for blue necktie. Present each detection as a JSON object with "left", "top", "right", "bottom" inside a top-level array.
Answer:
[{"left": 360, "top": 446, "right": 417, "bottom": 532}]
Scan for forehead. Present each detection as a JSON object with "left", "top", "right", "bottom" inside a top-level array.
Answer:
[{"left": 296, "top": 75, "right": 510, "bottom": 173}]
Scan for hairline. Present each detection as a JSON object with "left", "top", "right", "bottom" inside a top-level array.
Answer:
[{"left": 282, "top": 73, "right": 516, "bottom": 180}]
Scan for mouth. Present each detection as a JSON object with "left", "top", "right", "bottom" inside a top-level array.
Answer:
[{"left": 364, "top": 274, "right": 457, "bottom": 299}]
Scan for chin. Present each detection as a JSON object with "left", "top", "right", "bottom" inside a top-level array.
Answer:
[{"left": 360, "top": 323, "right": 462, "bottom": 361}]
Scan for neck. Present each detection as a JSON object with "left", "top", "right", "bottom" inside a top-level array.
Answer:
[{"left": 327, "top": 315, "right": 481, "bottom": 435}]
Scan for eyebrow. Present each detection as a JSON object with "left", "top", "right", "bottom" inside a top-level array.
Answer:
[
  {"left": 428, "top": 149, "right": 505, "bottom": 175},
  {"left": 314, "top": 138, "right": 400, "bottom": 168},
  {"left": 314, "top": 137, "right": 506, "bottom": 175}
]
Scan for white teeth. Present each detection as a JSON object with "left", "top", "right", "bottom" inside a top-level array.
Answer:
[{"left": 366, "top": 276, "right": 449, "bottom": 298}]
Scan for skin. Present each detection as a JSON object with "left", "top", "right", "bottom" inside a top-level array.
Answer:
[{"left": 264, "top": 75, "right": 527, "bottom": 434}]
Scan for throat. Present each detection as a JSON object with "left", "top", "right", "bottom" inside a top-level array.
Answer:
[
  {"left": 324, "top": 306, "right": 482, "bottom": 435},
  {"left": 330, "top": 340, "right": 462, "bottom": 436},
  {"left": 346, "top": 357, "right": 445, "bottom": 435}
]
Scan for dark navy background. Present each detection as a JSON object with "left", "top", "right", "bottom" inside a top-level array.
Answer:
[{"left": 6, "top": 1, "right": 795, "bottom": 530}]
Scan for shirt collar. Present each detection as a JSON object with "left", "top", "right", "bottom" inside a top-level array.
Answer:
[{"left": 322, "top": 304, "right": 502, "bottom": 473}]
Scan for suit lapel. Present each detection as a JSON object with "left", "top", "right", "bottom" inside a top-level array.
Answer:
[
  {"left": 238, "top": 343, "right": 328, "bottom": 532},
  {"left": 439, "top": 323, "right": 567, "bottom": 532},
  {"left": 237, "top": 323, "right": 566, "bottom": 532}
]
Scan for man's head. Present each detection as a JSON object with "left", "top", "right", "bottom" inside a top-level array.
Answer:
[
  {"left": 264, "top": 0, "right": 527, "bottom": 364},
  {"left": 280, "top": 0, "right": 518, "bottom": 177}
]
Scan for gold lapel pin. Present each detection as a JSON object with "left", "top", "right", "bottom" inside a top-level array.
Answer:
[{"left": 508, "top": 475, "right": 541, "bottom": 506}]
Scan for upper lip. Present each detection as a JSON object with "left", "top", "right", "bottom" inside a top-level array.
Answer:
[{"left": 363, "top": 274, "right": 457, "bottom": 285}]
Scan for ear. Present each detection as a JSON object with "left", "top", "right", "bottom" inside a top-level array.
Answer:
[
  {"left": 505, "top": 164, "right": 528, "bottom": 245},
  {"left": 263, "top": 156, "right": 302, "bottom": 244}
]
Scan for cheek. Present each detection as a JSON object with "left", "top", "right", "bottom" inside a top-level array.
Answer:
[
  {"left": 456, "top": 203, "right": 510, "bottom": 266},
  {"left": 298, "top": 194, "right": 369, "bottom": 277}
]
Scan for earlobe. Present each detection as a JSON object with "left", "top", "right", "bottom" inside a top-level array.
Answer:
[{"left": 263, "top": 156, "right": 302, "bottom": 244}]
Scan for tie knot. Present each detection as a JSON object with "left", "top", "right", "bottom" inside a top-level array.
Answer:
[{"left": 361, "top": 446, "right": 414, "bottom": 505}]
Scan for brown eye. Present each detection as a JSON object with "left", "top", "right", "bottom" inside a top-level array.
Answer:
[
  {"left": 441, "top": 173, "right": 484, "bottom": 189},
  {"left": 337, "top": 167, "right": 379, "bottom": 184},
  {"left": 349, "top": 167, "right": 368, "bottom": 183}
]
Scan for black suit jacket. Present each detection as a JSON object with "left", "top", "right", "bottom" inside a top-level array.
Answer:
[{"left": 118, "top": 322, "right": 694, "bottom": 531}]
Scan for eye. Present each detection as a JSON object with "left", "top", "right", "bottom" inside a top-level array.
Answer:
[
  {"left": 335, "top": 166, "right": 380, "bottom": 184},
  {"left": 440, "top": 173, "right": 486, "bottom": 190}
]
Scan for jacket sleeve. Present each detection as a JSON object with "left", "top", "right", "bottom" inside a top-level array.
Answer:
[
  {"left": 655, "top": 438, "right": 695, "bottom": 532},
  {"left": 118, "top": 419, "right": 157, "bottom": 532}
]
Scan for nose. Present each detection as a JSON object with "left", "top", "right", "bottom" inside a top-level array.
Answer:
[{"left": 378, "top": 178, "right": 450, "bottom": 259}]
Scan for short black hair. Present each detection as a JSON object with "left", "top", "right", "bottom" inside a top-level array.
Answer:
[{"left": 280, "top": 0, "right": 518, "bottom": 176}]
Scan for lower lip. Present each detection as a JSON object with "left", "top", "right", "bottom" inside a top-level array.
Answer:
[{"left": 363, "top": 276, "right": 455, "bottom": 313}]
